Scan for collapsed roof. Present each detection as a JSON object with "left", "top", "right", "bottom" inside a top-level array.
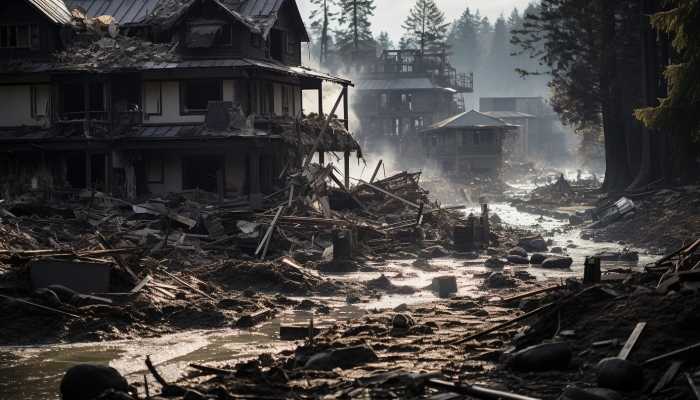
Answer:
[
  {"left": 27, "top": 0, "right": 73, "bottom": 25},
  {"left": 65, "top": 0, "right": 309, "bottom": 40}
]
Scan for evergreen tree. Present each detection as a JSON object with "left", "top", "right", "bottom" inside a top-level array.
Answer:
[
  {"left": 376, "top": 31, "right": 394, "bottom": 51},
  {"left": 308, "top": 0, "right": 336, "bottom": 64},
  {"left": 448, "top": 7, "right": 480, "bottom": 71},
  {"left": 335, "top": 0, "right": 376, "bottom": 55},
  {"left": 401, "top": 0, "right": 449, "bottom": 54},
  {"left": 398, "top": 36, "right": 412, "bottom": 50}
]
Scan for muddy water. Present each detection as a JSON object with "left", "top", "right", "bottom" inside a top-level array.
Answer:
[{"left": 0, "top": 202, "right": 656, "bottom": 399}]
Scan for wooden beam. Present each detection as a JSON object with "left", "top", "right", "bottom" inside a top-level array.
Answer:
[
  {"left": 618, "top": 322, "right": 646, "bottom": 360},
  {"left": 302, "top": 90, "right": 344, "bottom": 169},
  {"left": 644, "top": 341, "right": 700, "bottom": 366},
  {"left": 344, "top": 150, "right": 350, "bottom": 189},
  {"left": 369, "top": 159, "right": 383, "bottom": 183},
  {"left": 652, "top": 361, "right": 683, "bottom": 394},
  {"left": 355, "top": 179, "right": 422, "bottom": 209},
  {"left": 342, "top": 84, "right": 349, "bottom": 130}
]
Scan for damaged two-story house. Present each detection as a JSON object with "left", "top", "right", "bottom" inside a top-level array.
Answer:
[
  {"left": 353, "top": 48, "right": 473, "bottom": 158},
  {"left": 0, "top": 0, "right": 358, "bottom": 205}
]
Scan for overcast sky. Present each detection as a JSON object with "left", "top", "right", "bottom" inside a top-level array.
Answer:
[{"left": 297, "top": 0, "right": 535, "bottom": 43}]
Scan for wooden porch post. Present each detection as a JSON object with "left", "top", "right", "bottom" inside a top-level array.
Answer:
[
  {"left": 318, "top": 85, "right": 324, "bottom": 165},
  {"left": 85, "top": 151, "right": 92, "bottom": 190},
  {"left": 344, "top": 151, "right": 350, "bottom": 189},
  {"left": 342, "top": 84, "right": 349, "bottom": 130}
]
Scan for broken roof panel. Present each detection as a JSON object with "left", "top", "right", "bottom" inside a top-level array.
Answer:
[
  {"left": 27, "top": 0, "right": 73, "bottom": 24},
  {"left": 66, "top": 0, "right": 161, "bottom": 25},
  {"left": 423, "top": 110, "right": 517, "bottom": 133}
]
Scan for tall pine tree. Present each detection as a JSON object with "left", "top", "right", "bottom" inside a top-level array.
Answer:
[
  {"left": 401, "top": 0, "right": 449, "bottom": 54},
  {"left": 308, "top": 0, "right": 336, "bottom": 65},
  {"left": 448, "top": 7, "right": 480, "bottom": 71},
  {"left": 335, "top": 0, "right": 376, "bottom": 56}
]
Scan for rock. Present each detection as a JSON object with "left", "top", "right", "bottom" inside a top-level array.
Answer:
[
  {"left": 318, "top": 259, "right": 359, "bottom": 273},
  {"left": 485, "top": 272, "right": 515, "bottom": 288},
  {"left": 485, "top": 256, "right": 505, "bottom": 268},
  {"left": 486, "top": 247, "right": 499, "bottom": 256},
  {"left": 431, "top": 276, "right": 458, "bottom": 297},
  {"left": 391, "top": 313, "right": 415, "bottom": 329},
  {"left": 420, "top": 245, "right": 449, "bottom": 259},
  {"left": 508, "top": 247, "right": 528, "bottom": 257},
  {"left": 559, "top": 386, "right": 624, "bottom": 400},
  {"left": 541, "top": 256, "right": 573, "bottom": 269},
  {"left": 567, "top": 243, "right": 578, "bottom": 248},
  {"left": 509, "top": 342, "right": 572, "bottom": 372},
  {"left": 506, "top": 255, "right": 530, "bottom": 264},
  {"left": 447, "top": 299, "right": 478, "bottom": 310},
  {"left": 514, "top": 270, "right": 535, "bottom": 281},
  {"left": 60, "top": 364, "right": 129, "bottom": 400},
  {"left": 594, "top": 251, "right": 639, "bottom": 262},
  {"left": 366, "top": 274, "right": 416, "bottom": 294},
  {"left": 551, "top": 246, "right": 564, "bottom": 254},
  {"left": 518, "top": 236, "right": 548, "bottom": 252},
  {"left": 71, "top": 294, "right": 113, "bottom": 307},
  {"left": 530, "top": 253, "right": 547, "bottom": 264},
  {"left": 596, "top": 357, "right": 644, "bottom": 392},
  {"left": 393, "top": 303, "right": 409, "bottom": 312},
  {"left": 304, "top": 345, "right": 378, "bottom": 370},
  {"left": 412, "top": 258, "right": 431, "bottom": 269}
]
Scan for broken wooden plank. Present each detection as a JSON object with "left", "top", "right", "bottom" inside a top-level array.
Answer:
[
  {"left": 644, "top": 341, "right": 700, "bottom": 366},
  {"left": 652, "top": 361, "right": 683, "bottom": 394},
  {"left": 130, "top": 274, "right": 152, "bottom": 294},
  {"left": 257, "top": 205, "right": 285, "bottom": 260},
  {"left": 499, "top": 285, "right": 564, "bottom": 304},
  {"left": 0, "top": 294, "right": 81, "bottom": 319},
  {"left": 687, "top": 373, "right": 700, "bottom": 400},
  {"left": 369, "top": 159, "right": 383, "bottom": 183},
  {"left": 355, "top": 179, "right": 423, "bottom": 210},
  {"left": 302, "top": 90, "right": 345, "bottom": 169},
  {"left": 618, "top": 322, "right": 646, "bottom": 360},
  {"left": 188, "top": 363, "right": 236, "bottom": 376},
  {"left": 160, "top": 270, "right": 216, "bottom": 301},
  {"left": 426, "top": 379, "right": 542, "bottom": 400}
]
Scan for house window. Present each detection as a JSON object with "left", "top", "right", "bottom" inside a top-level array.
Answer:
[
  {"left": 144, "top": 81, "right": 162, "bottom": 115},
  {"left": 0, "top": 24, "right": 39, "bottom": 49},
  {"left": 180, "top": 79, "right": 222, "bottom": 114},
  {"left": 89, "top": 82, "right": 105, "bottom": 111},
  {"left": 31, "top": 85, "right": 50, "bottom": 118},
  {"left": 146, "top": 158, "right": 165, "bottom": 184},
  {"left": 379, "top": 93, "right": 388, "bottom": 109},
  {"left": 473, "top": 131, "right": 481, "bottom": 145}
]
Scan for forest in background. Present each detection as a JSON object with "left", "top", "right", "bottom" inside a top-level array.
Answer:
[{"left": 304, "top": 0, "right": 700, "bottom": 192}]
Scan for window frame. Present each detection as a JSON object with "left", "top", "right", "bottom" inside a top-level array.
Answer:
[
  {"left": 179, "top": 79, "right": 223, "bottom": 115},
  {"left": 0, "top": 24, "right": 39, "bottom": 49},
  {"left": 146, "top": 157, "right": 165, "bottom": 184}
]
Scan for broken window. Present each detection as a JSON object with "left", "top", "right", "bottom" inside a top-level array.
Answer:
[
  {"left": 185, "top": 21, "right": 224, "bottom": 48},
  {"left": 270, "top": 29, "right": 286, "bottom": 61},
  {"left": 181, "top": 79, "right": 222, "bottom": 114},
  {"left": 0, "top": 25, "right": 39, "bottom": 49},
  {"left": 30, "top": 85, "right": 50, "bottom": 118},
  {"left": 214, "top": 24, "right": 232, "bottom": 46},
  {"left": 62, "top": 82, "right": 85, "bottom": 116},
  {"left": 89, "top": 82, "right": 105, "bottom": 111},
  {"left": 183, "top": 155, "right": 222, "bottom": 193}
]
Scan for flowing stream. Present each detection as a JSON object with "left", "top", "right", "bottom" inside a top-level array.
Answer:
[{"left": 0, "top": 201, "right": 657, "bottom": 399}]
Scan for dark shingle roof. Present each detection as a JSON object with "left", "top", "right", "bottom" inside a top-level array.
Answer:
[
  {"left": 423, "top": 110, "right": 517, "bottom": 133},
  {"left": 64, "top": 0, "right": 308, "bottom": 40}
]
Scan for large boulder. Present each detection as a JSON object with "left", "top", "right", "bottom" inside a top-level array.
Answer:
[
  {"left": 485, "top": 272, "right": 515, "bottom": 288},
  {"left": 507, "top": 255, "right": 530, "bottom": 265},
  {"left": 509, "top": 342, "right": 572, "bottom": 372},
  {"left": 318, "top": 259, "right": 359, "bottom": 273},
  {"left": 60, "top": 364, "right": 129, "bottom": 400},
  {"left": 508, "top": 247, "right": 528, "bottom": 258},
  {"left": 518, "top": 236, "right": 548, "bottom": 252},
  {"left": 304, "top": 345, "right": 378, "bottom": 370},
  {"left": 485, "top": 257, "right": 505, "bottom": 269},
  {"left": 530, "top": 253, "right": 547, "bottom": 264},
  {"left": 596, "top": 357, "right": 644, "bottom": 392},
  {"left": 541, "top": 256, "right": 574, "bottom": 269}
]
